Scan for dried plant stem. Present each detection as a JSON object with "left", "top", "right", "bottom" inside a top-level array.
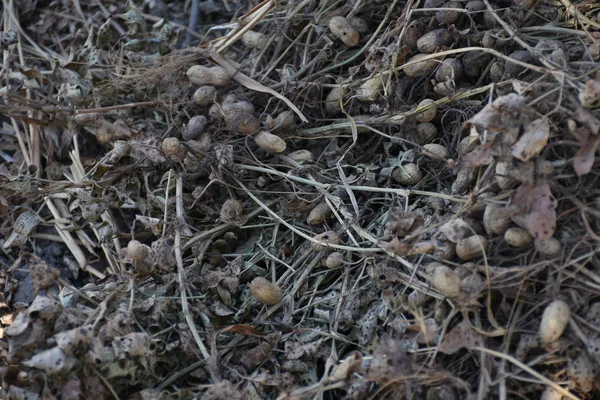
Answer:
[{"left": 175, "top": 174, "right": 211, "bottom": 360}]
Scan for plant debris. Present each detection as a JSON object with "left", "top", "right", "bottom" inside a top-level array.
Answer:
[{"left": 1, "top": 0, "right": 600, "bottom": 399}]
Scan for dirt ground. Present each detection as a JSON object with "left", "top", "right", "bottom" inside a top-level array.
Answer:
[{"left": 1, "top": 0, "right": 600, "bottom": 399}]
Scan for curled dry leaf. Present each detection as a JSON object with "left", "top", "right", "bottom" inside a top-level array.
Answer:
[
  {"left": 511, "top": 182, "right": 557, "bottom": 241},
  {"left": 112, "top": 332, "right": 152, "bottom": 358},
  {"left": 55, "top": 325, "right": 94, "bottom": 355},
  {"left": 511, "top": 117, "right": 550, "bottom": 162},
  {"left": 23, "top": 347, "right": 77, "bottom": 375},
  {"left": 573, "top": 135, "right": 600, "bottom": 176},
  {"left": 459, "top": 141, "right": 494, "bottom": 167},
  {"left": 464, "top": 93, "right": 533, "bottom": 145},
  {"left": 330, "top": 351, "right": 363, "bottom": 381},
  {"left": 438, "top": 320, "right": 483, "bottom": 354}
]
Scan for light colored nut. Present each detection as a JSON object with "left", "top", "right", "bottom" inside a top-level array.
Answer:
[
  {"left": 3, "top": 211, "right": 38, "bottom": 249},
  {"left": 505, "top": 50, "right": 532, "bottom": 77},
  {"left": 311, "top": 231, "right": 341, "bottom": 252},
  {"left": 435, "top": 58, "right": 464, "bottom": 82},
  {"left": 325, "top": 85, "right": 345, "bottom": 115},
  {"left": 535, "top": 237, "right": 561, "bottom": 256},
  {"left": 250, "top": 277, "right": 283, "bottom": 305},
  {"left": 458, "top": 135, "right": 478, "bottom": 155},
  {"left": 186, "top": 65, "right": 231, "bottom": 87},
  {"left": 254, "top": 131, "right": 286, "bottom": 153},
  {"left": 356, "top": 75, "right": 383, "bottom": 101},
  {"left": 483, "top": 204, "right": 511, "bottom": 235},
  {"left": 417, "top": 29, "right": 453, "bottom": 54},
  {"left": 403, "top": 21, "right": 422, "bottom": 49},
  {"left": 391, "top": 163, "right": 422, "bottom": 185},
  {"left": 452, "top": 165, "right": 476, "bottom": 194},
  {"left": 324, "top": 252, "right": 345, "bottom": 269},
  {"left": 126, "top": 240, "right": 149, "bottom": 261},
  {"left": 422, "top": 143, "right": 449, "bottom": 160},
  {"left": 225, "top": 112, "right": 260, "bottom": 135},
  {"left": 540, "top": 388, "right": 564, "bottom": 400},
  {"left": 222, "top": 100, "right": 255, "bottom": 114},
  {"left": 329, "top": 16, "right": 360, "bottom": 47},
  {"left": 568, "top": 353, "right": 595, "bottom": 392},
  {"left": 429, "top": 263, "right": 461, "bottom": 298},
  {"left": 416, "top": 122, "right": 438, "bottom": 144},
  {"left": 288, "top": 149, "right": 313, "bottom": 164},
  {"left": 490, "top": 61, "right": 505, "bottom": 82},
  {"left": 466, "top": 0, "right": 486, "bottom": 12},
  {"left": 241, "top": 30, "right": 267, "bottom": 49},
  {"left": 193, "top": 86, "right": 217, "bottom": 106},
  {"left": 539, "top": 300, "right": 570, "bottom": 344},
  {"left": 495, "top": 162, "right": 517, "bottom": 189},
  {"left": 271, "top": 111, "right": 295, "bottom": 132},
  {"left": 436, "top": 1, "right": 463, "bottom": 25},
  {"left": 456, "top": 235, "right": 487, "bottom": 260},
  {"left": 404, "top": 54, "right": 439, "bottom": 77},
  {"left": 220, "top": 199, "right": 244, "bottom": 224},
  {"left": 182, "top": 115, "right": 207, "bottom": 141},
  {"left": 348, "top": 16, "right": 369, "bottom": 34},
  {"left": 307, "top": 201, "right": 332, "bottom": 225},
  {"left": 504, "top": 227, "right": 532, "bottom": 248},
  {"left": 162, "top": 137, "right": 187, "bottom": 161},
  {"left": 415, "top": 99, "right": 437, "bottom": 122}
]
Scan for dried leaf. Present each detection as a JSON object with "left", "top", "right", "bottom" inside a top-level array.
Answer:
[
  {"left": 460, "top": 141, "right": 495, "bottom": 167},
  {"left": 575, "top": 106, "right": 600, "bottom": 135},
  {"left": 330, "top": 351, "right": 363, "bottom": 381},
  {"left": 579, "top": 78, "right": 600, "bottom": 108},
  {"left": 240, "top": 341, "right": 273, "bottom": 370},
  {"left": 220, "top": 324, "right": 267, "bottom": 336},
  {"left": 464, "top": 93, "right": 533, "bottom": 144},
  {"left": 22, "top": 347, "right": 77, "bottom": 374},
  {"left": 30, "top": 262, "right": 60, "bottom": 293},
  {"left": 574, "top": 135, "right": 600, "bottom": 176},
  {"left": 112, "top": 332, "right": 152, "bottom": 358},
  {"left": 438, "top": 320, "right": 483, "bottom": 354},
  {"left": 511, "top": 117, "right": 550, "bottom": 162},
  {"left": 55, "top": 325, "right": 94, "bottom": 355},
  {"left": 511, "top": 182, "right": 557, "bottom": 241}
]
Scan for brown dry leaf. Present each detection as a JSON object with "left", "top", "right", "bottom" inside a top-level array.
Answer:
[
  {"left": 574, "top": 135, "right": 600, "bottom": 176},
  {"left": 407, "top": 318, "right": 439, "bottom": 344},
  {"left": 55, "top": 325, "right": 94, "bottom": 355},
  {"left": 240, "top": 342, "right": 272, "bottom": 371},
  {"left": 30, "top": 262, "right": 60, "bottom": 293},
  {"left": 511, "top": 117, "right": 550, "bottom": 162},
  {"left": 438, "top": 320, "right": 483, "bottom": 354},
  {"left": 579, "top": 78, "right": 600, "bottom": 108},
  {"left": 130, "top": 131, "right": 166, "bottom": 163},
  {"left": 365, "top": 336, "right": 414, "bottom": 381},
  {"left": 112, "top": 332, "right": 152, "bottom": 358},
  {"left": 330, "top": 351, "right": 363, "bottom": 381},
  {"left": 511, "top": 182, "right": 557, "bottom": 241},
  {"left": 220, "top": 324, "right": 267, "bottom": 336},
  {"left": 575, "top": 106, "right": 600, "bottom": 135},
  {"left": 22, "top": 346, "right": 77, "bottom": 374},
  {"left": 464, "top": 93, "right": 533, "bottom": 145},
  {"left": 460, "top": 141, "right": 495, "bottom": 167},
  {"left": 385, "top": 210, "right": 423, "bottom": 237}
]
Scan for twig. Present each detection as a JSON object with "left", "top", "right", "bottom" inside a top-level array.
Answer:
[{"left": 175, "top": 174, "right": 211, "bottom": 360}]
